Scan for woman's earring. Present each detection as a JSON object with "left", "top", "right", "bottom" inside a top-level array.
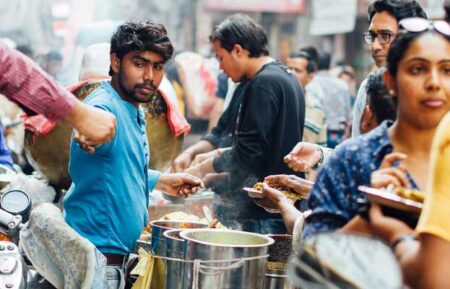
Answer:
[{"left": 389, "top": 90, "right": 395, "bottom": 96}]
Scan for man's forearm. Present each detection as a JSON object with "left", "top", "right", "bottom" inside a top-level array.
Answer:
[
  {"left": 184, "top": 140, "right": 215, "bottom": 156},
  {"left": 0, "top": 42, "right": 76, "bottom": 121}
]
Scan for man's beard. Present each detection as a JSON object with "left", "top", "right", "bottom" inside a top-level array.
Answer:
[{"left": 118, "top": 73, "right": 157, "bottom": 104}]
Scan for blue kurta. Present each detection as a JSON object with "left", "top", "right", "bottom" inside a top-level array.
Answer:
[{"left": 64, "top": 81, "right": 160, "bottom": 255}]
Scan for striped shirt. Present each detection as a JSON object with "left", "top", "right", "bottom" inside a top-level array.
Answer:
[{"left": 0, "top": 43, "right": 75, "bottom": 121}]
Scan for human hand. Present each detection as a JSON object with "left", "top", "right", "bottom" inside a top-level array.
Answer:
[
  {"left": 261, "top": 183, "right": 295, "bottom": 206},
  {"left": 190, "top": 150, "right": 219, "bottom": 167},
  {"left": 264, "top": 174, "right": 314, "bottom": 198},
  {"left": 284, "top": 142, "right": 322, "bottom": 172},
  {"left": 67, "top": 101, "right": 116, "bottom": 152},
  {"left": 368, "top": 204, "right": 414, "bottom": 244},
  {"left": 371, "top": 152, "right": 410, "bottom": 189},
  {"left": 172, "top": 150, "right": 195, "bottom": 172},
  {"left": 157, "top": 172, "right": 204, "bottom": 198}
]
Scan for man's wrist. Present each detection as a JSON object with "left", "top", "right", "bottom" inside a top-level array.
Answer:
[{"left": 312, "top": 145, "right": 325, "bottom": 170}]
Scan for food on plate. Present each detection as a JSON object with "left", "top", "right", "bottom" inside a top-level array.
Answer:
[
  {"left": 394, "top": 187, "right": 425, "bottom": 203},
  {"left": 252, "top": 182, "right": 303, "bottom": 200}
]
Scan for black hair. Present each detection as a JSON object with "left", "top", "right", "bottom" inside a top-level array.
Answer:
[
  {"left": 289, "top": 51, "right": 316, "bottom": 73},
  {"left": 366, "top": 67, "right": 397, "bottom": 123},
  {"left": 368, "top": 0, "right": 427, "bottom": 24},
  {"left": 300, "top": 46, "right": 319, "bottom": 66},
  {"left": 109, "top": 20, "right": 174, "bottom": 76},
  {"left": 317, "top": 52, "right": 331, "bottom": 70},
  {"left": 387, "top": 30, "right": 450, "bottom": 78},
  {"left": 209, "top": 14, "right": 269, "bottom": 58}
]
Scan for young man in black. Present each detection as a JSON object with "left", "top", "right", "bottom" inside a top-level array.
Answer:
[{"left": 186, "top": 14, "right": 305, "bottom": 233}]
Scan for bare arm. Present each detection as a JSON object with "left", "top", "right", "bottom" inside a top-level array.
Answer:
[{"left": 172, "top": 140, "right": 215, "bottom": 172}]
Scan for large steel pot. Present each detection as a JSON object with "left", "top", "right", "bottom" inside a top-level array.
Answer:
[
  {"left": 24, "top": 80, "right": 184, "bottom": 191},
  {"left": 180, "top": 229, "right": 274, "bottom": 289},
  {"left": 163, "top": 229, "right": 188, "bottom": 289},
  {"left": 150, "top": 220, "right": 207, "bottom": 256}
]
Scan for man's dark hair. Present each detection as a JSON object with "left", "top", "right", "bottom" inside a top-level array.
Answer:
[
  {"left": 366, "top": 67, "right": 397, "bottom": 123},
  {"left": 209, "top": 14, "right": 269, "bottom": 58},
  {"left": 317, "top": 52, "right": 331, "bottom": 70},
  {"left": 289, "top": 51, "right": 316, "bottom": 73},
  {"left": 300, "top": 46, "right": 319, "bottom": 65},
  {"left": 109, "top": 20, "right": 174, "bottom": 76},
  {"left": 368, "top": 0, "right": 427, "bottom": 23}
]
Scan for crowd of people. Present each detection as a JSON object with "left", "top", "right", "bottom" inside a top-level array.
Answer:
[{"left": 1, "top": 0, "right": 450, "bottom": 288}]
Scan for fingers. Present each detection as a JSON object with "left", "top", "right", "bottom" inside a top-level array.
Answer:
[
  {"left": 174, "top": 173, "right": 205, "bottom": 198},
  {"left": 280, "top": 177, "right": 313, "bottom": 197},
  {"left": 172, "top": 154, "right": 192, "bottom": 173},
  {"left": 74, "top": 134, "right": 96, "bottom": 154},
  {"left": 371, "top": 167, "right": 410, "bottom": 189},
  {"left": 261, "top": 183, "right": 285, "bottom": 203},
  {"left": 289, "top": 142, "right": 306, "bottom": 156},
  {"left": 379, "top": 152, "right": 407, "bottom": 169},
  {"left": 284, "top": 154, "right": 309, "bottom": 172}
]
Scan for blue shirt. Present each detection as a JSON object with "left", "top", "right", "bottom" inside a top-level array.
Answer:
[
  {"left": 303, "top": 121, "right": 419, "bottom": 239},
  {"left": 64, "top": 81, "right": 160, "bottom": 255}
]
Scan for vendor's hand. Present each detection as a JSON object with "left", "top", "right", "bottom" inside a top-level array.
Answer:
[
  {"left": 284, "top": 142, "right": 321, "bottom": 172},
  {"left": 157, "top": 172, "right": 204, "bottom": 198},
  {"left": 172, "top": 151, "right": 195, "bottom": 172},
  {"left": 190, "top": 150, "right": 218, "bottom": 168},
  {"left": 371, "top": 152, "right": 410, "bottom": 189},
  {"left": 66, "top": 101, "right": 116, "bottom": 151},
  {"left": 264, "top": 174, "right": 314, "bottom": 198},
  {"left": 368, "top": 203, "right": 414, "bottom": 244}
]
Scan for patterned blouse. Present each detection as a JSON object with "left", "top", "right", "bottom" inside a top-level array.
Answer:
[{"left": 303, "top": 121, "right": 419, "bottom": 239}]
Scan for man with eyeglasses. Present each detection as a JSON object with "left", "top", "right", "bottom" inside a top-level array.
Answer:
[{"left": 351, "top": 0, "right": 426, "bottom": 137}]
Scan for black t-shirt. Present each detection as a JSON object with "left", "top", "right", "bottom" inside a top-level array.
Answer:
[
  {"left": 202, "top": 81, "right": 246, "bottom": 148},
  {"left": 212, "top": 61, "right": 306, "bottom": 219}
]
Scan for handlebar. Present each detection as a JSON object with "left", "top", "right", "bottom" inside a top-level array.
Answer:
[{"left": 0, "top": 208, "right": 22, "bottom": 229}]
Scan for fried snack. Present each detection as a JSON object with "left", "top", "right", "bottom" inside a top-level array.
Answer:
[
  {"left": 253, "top": 182, "right": 302, "bottom": 200},
  {"left": 395, "top": 187, "right": 425, "bottom": 203}
]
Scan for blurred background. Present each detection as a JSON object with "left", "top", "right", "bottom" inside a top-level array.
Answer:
[{"left": 0, "top": 0, "right": 446, "bottom": 86}]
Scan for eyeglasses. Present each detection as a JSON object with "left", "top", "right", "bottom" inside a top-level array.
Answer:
[
  {"left": 363, "top": 31, "right": 395, "bottom": 45},
  {"left": 399, "top": 17, "right": 450, "bottom": 36}
]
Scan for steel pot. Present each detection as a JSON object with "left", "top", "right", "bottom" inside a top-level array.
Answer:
[{"left": 180, "top": 229, "right": 274, "bottom": 289}]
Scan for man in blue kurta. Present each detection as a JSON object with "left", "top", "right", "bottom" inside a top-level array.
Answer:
[{"left": 63, "top": 21, "right": 203, "bottom": 289}]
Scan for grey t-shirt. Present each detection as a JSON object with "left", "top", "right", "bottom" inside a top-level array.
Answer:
[{"left": 351, "top": 78, "right": 368, "bottom": 137}]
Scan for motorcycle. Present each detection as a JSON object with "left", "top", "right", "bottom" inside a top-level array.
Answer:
[{"left": 0, "top": 189, "right": 55, "bottom": 289}]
